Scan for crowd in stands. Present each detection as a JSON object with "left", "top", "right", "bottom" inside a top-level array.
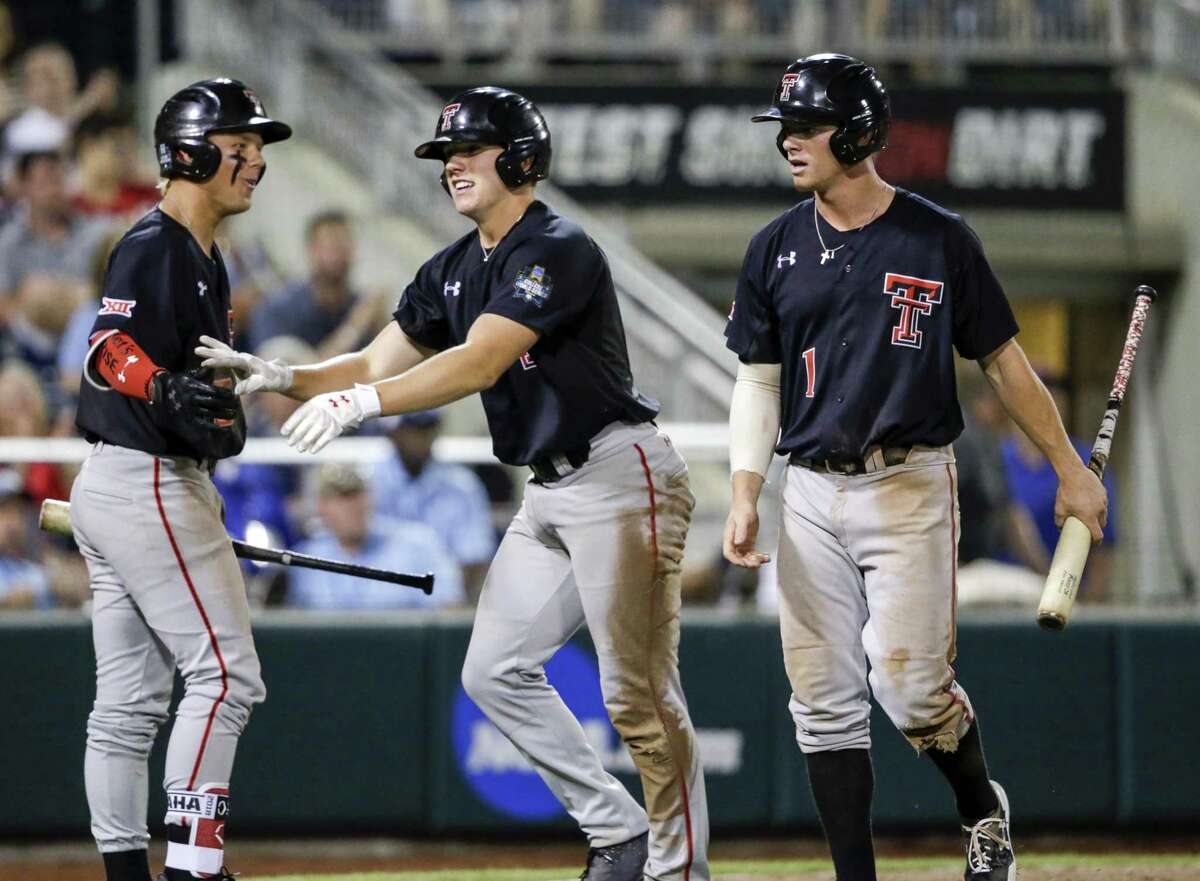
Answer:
[{"left": 331, "top": 0, "right": 1113, "bottom": 48}]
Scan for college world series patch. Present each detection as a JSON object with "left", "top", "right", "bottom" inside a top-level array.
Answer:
[{"left": 513, "top": 264, "right": 552, "bottom": 308}]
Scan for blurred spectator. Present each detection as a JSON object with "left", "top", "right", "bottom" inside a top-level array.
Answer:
[
  {"left": 285, "top": 463, "right": 464, "bottom": 609},
  {"left": 218, "top": 221, "right": 285, "bottom": 344},
  {"left": 70, "top": 110, "right": 157, "bottom": 218},
  {"left": 247, "top": 210, "right": 389, "bottom": 357},
  {"left": 0, "top": 151, "right": 111, "bottom": 318},
  {"left": 0, "top": 3, "right": 18, "bottom": 125},
  {"left": 0, "top": 358, "right": 71, "bottom": 504},
  {"left": 1000, "top": 376, "right": 1117, "bottom": 602},
  {"left": 3, "top": 271, "right": 87, "bottom": 403},
  {"left": 3, "top": 41, "right": 117, "bottom": 158},
  {"left": 370, "top": 410, "right": 496, "bottom": 603},
  {"left": 954, "top": 373, "right": 1048, "bottom": 606},
  {"left": 0, "top": 468, "right": 51, "bottom": 609},
  {"left": 55, "top": 223, "right": 124, "bottom": 402}
]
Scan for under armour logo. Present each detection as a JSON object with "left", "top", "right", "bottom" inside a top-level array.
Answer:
[
  {"left": 116, "top": 355, "right": 138, "bottom": 384},
  {"left": 777, "top": 251, "right": 796, "bottom": 268},
  {"left": 444, "top": 281, "right": 461, "bottom": 297},
  {"left": 197, "top": 281, "right": 207, "bottom": 297}
]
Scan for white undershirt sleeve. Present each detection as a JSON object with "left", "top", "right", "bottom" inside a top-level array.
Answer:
[{"left": 729, "top": 361, "right": 782, "bottom": 479}]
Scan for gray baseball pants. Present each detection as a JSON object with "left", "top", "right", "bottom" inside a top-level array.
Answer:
[
  {"left": 776, "top": 445, "right": 974, "bottom": 755},
  {"left": 461, "top": 423, "right": 709, "bottom": 881},
  {"left": 71, "top": 442, "right": 263, "bottom": 874}
]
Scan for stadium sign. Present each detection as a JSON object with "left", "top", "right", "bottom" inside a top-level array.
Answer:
[
  {"left": 450, "top": 642, "right": 744, "bottom": 820},
  {"left": 429, "top": 84, "right": 1125, "bottom": 210}
]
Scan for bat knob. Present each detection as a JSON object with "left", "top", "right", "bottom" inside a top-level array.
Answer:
[
  {"left": 1134, "top": 284, "right": 1157, "bottom": 302},
  {"left": 1037, "top": 611, "right": 1067, "bottom": 632}
]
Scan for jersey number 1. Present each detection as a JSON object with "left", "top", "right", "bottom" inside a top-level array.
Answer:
[{"left": 802, "top": 347, "right": 816, "bottom": 398}]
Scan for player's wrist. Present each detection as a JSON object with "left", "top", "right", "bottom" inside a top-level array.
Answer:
[
  {"left": 730, "top": 469, "right": 766, "bottom": 505},
  {"left": 148, "top": 370, "right": 170, "bottom": 405},
  {"left": 273, "top": 360, "right": 295, "bottom": 392},
  {"left": 353, "top": 383, "right": 382, "bottom": 419}
]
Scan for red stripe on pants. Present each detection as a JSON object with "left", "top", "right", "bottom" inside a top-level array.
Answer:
[
  {"left": 634, "top": 443, "right": 693, "bottom": 881},
  {"left": 153, "top": 457, "right": 230, "bottom": 790}
]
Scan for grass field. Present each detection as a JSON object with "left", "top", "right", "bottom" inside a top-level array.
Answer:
[{"left": 251, "top": 852, "right": 1200, "bottom": 881}]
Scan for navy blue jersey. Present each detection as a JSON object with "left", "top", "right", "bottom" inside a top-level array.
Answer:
[
  {"left": 393, "top": 200, "right": 657, "bottom": 465},
  {"left": 76, "top": 209, "right": 246, "bottom": 459},
  {"left": 725, "top": 188, "right": 1018, "bottom": 460}
]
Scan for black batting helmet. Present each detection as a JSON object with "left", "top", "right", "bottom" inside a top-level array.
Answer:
[
  {"left": 154, "top": 78, "right": 292, "bottom": 182},
  {"left": 753, "top": 54, "right": 889, "bottom": 166},
  {"left": 415, "top": 87, "right": 551, "bottom": 192}
]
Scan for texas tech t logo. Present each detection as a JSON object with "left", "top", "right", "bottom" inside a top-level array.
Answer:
[
  {"left": 440, "top": 103, "right": 461, "bottom": 132},
  {"left": 779, "top": 73, "right": 800, "bottom": 101},
  {"left": 883, "top": 273, "right": 944, "bottom": 349}
]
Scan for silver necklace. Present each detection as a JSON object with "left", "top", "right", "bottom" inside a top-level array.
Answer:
[
  {"left": 813, "top": 185, "right": 892, "bottom": 265},
  {"left": 480, "top": 243, "right": 496, "bottom": 262}
]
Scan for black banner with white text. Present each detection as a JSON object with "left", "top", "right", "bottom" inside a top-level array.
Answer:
[{"left": 425, "top": 84, "right": 1125, "bottom": 210}]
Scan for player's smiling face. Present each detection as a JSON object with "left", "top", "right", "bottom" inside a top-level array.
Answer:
[
  {"left": 780, "top": 123, "right": 841, "bottom": 192},
  {"left": 442, "top": 143, "right": 509, "bottom": 218},
  {"left": 205, "top": 132, "right": 266, "bottom": 215}
]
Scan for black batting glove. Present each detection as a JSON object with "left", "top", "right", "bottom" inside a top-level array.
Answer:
[{"left": 151, "top": 371, "right": 239, "bottom": 430}]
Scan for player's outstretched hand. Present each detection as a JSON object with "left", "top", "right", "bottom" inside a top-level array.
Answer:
[
  {"left": 723, "top": 501, "right": 771, "bottom": 568},
  {"left": 1055, "top": 462, "right": 1108, "bottom": 542},
  {"left": 152, "top": 371, "right": 239, "bottom": 430},
  {"left": 281, "top": 384, "right": 382, "bottom": 453},
  {"left": 195, "top": 335, "right": 294, "bottom": 395}
]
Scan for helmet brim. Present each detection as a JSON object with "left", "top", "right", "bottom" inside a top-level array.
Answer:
[
  {"left": 209, "top": 118, "right": 293, "bottom": 144},
  {"left": 751, "top": 106, "right": 841, "bottom": 125},
  {"left": 751, "top": 107, "right": 784, "bottom": 123},
  {"left": 414, "top": 132, "right": 505, "bottom": 161}
]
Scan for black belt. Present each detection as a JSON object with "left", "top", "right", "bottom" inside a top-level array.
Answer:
[
  {"left": 529, "top": 445, "right": 590, "bottom": 483},
  {"left": 790, "top": 445, "right": 912, "bottom": 475}
]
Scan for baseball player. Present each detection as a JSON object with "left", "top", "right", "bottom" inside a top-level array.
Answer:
[
  {"left": 196, "top": 87, "right": 708, "bottom": 881},
  {"left": 723, "top": 55, "right": 1107, "bottom": 881},
  {"left": 70, "top": 79, "right": 291, "bottom": 881}
]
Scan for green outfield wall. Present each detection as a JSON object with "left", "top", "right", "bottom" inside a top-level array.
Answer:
[{"left": 3, "top": 613, "right": 1196, "bottom": 837}]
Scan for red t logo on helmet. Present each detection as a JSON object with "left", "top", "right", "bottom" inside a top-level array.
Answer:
[
  {"left": 779, "top": 73, "right": 800, "bottom": 102},
  {"left": 440, "top": 103, "right": 461, "bottom": 132}
]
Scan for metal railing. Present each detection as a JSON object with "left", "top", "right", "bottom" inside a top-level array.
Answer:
[
  {"left": 182, "top": 0, "right": 736, "bottom": 422},
  {"left": 315, "top": 0, "right": 1136, "bottom": 73}
]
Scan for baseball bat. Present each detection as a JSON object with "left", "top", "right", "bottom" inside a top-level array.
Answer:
[
  {"left": 1035, "top": 285, "right": 1156, "bottom": 631},
  {"left": 39, "top": 498, "right": 434, "bottom": 595}
]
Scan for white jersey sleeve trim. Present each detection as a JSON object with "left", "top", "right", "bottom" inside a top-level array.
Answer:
[{"left": 729, "top": 361, "right": 782, "bottom": 479}]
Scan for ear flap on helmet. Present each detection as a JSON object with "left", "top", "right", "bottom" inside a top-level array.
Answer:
[
  {"left": 157, "top": 137, "right": 222, "bottom": 182},
  {"left": 495, "top": 139, "right": 548, "bottom": 189}
]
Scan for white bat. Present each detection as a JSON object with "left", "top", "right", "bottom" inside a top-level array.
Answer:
[{"left": 1036, "top": 285, "right": 1156, "bottom": 631}]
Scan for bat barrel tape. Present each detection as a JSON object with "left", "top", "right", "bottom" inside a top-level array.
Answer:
[{"left": 1035, "top": 285, "right": 1156, "bottom": 632}]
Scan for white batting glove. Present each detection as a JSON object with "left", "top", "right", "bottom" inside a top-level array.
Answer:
[
  {"left": 280, "top": 384, "right": 382, "bottom": 453},
  {"left": 195, "top": 335, "right": 294, "bottom": 395}
]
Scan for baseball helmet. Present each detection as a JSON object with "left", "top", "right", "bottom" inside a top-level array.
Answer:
[
  {"left": 414, "top": 86, "right": 551, "bottom": 191},
  {"left": 154, "top": 78, "right": 292, "bottom": 182},
  {"left": 752, "top": 54, "right": 889, "bottom": 166}
]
